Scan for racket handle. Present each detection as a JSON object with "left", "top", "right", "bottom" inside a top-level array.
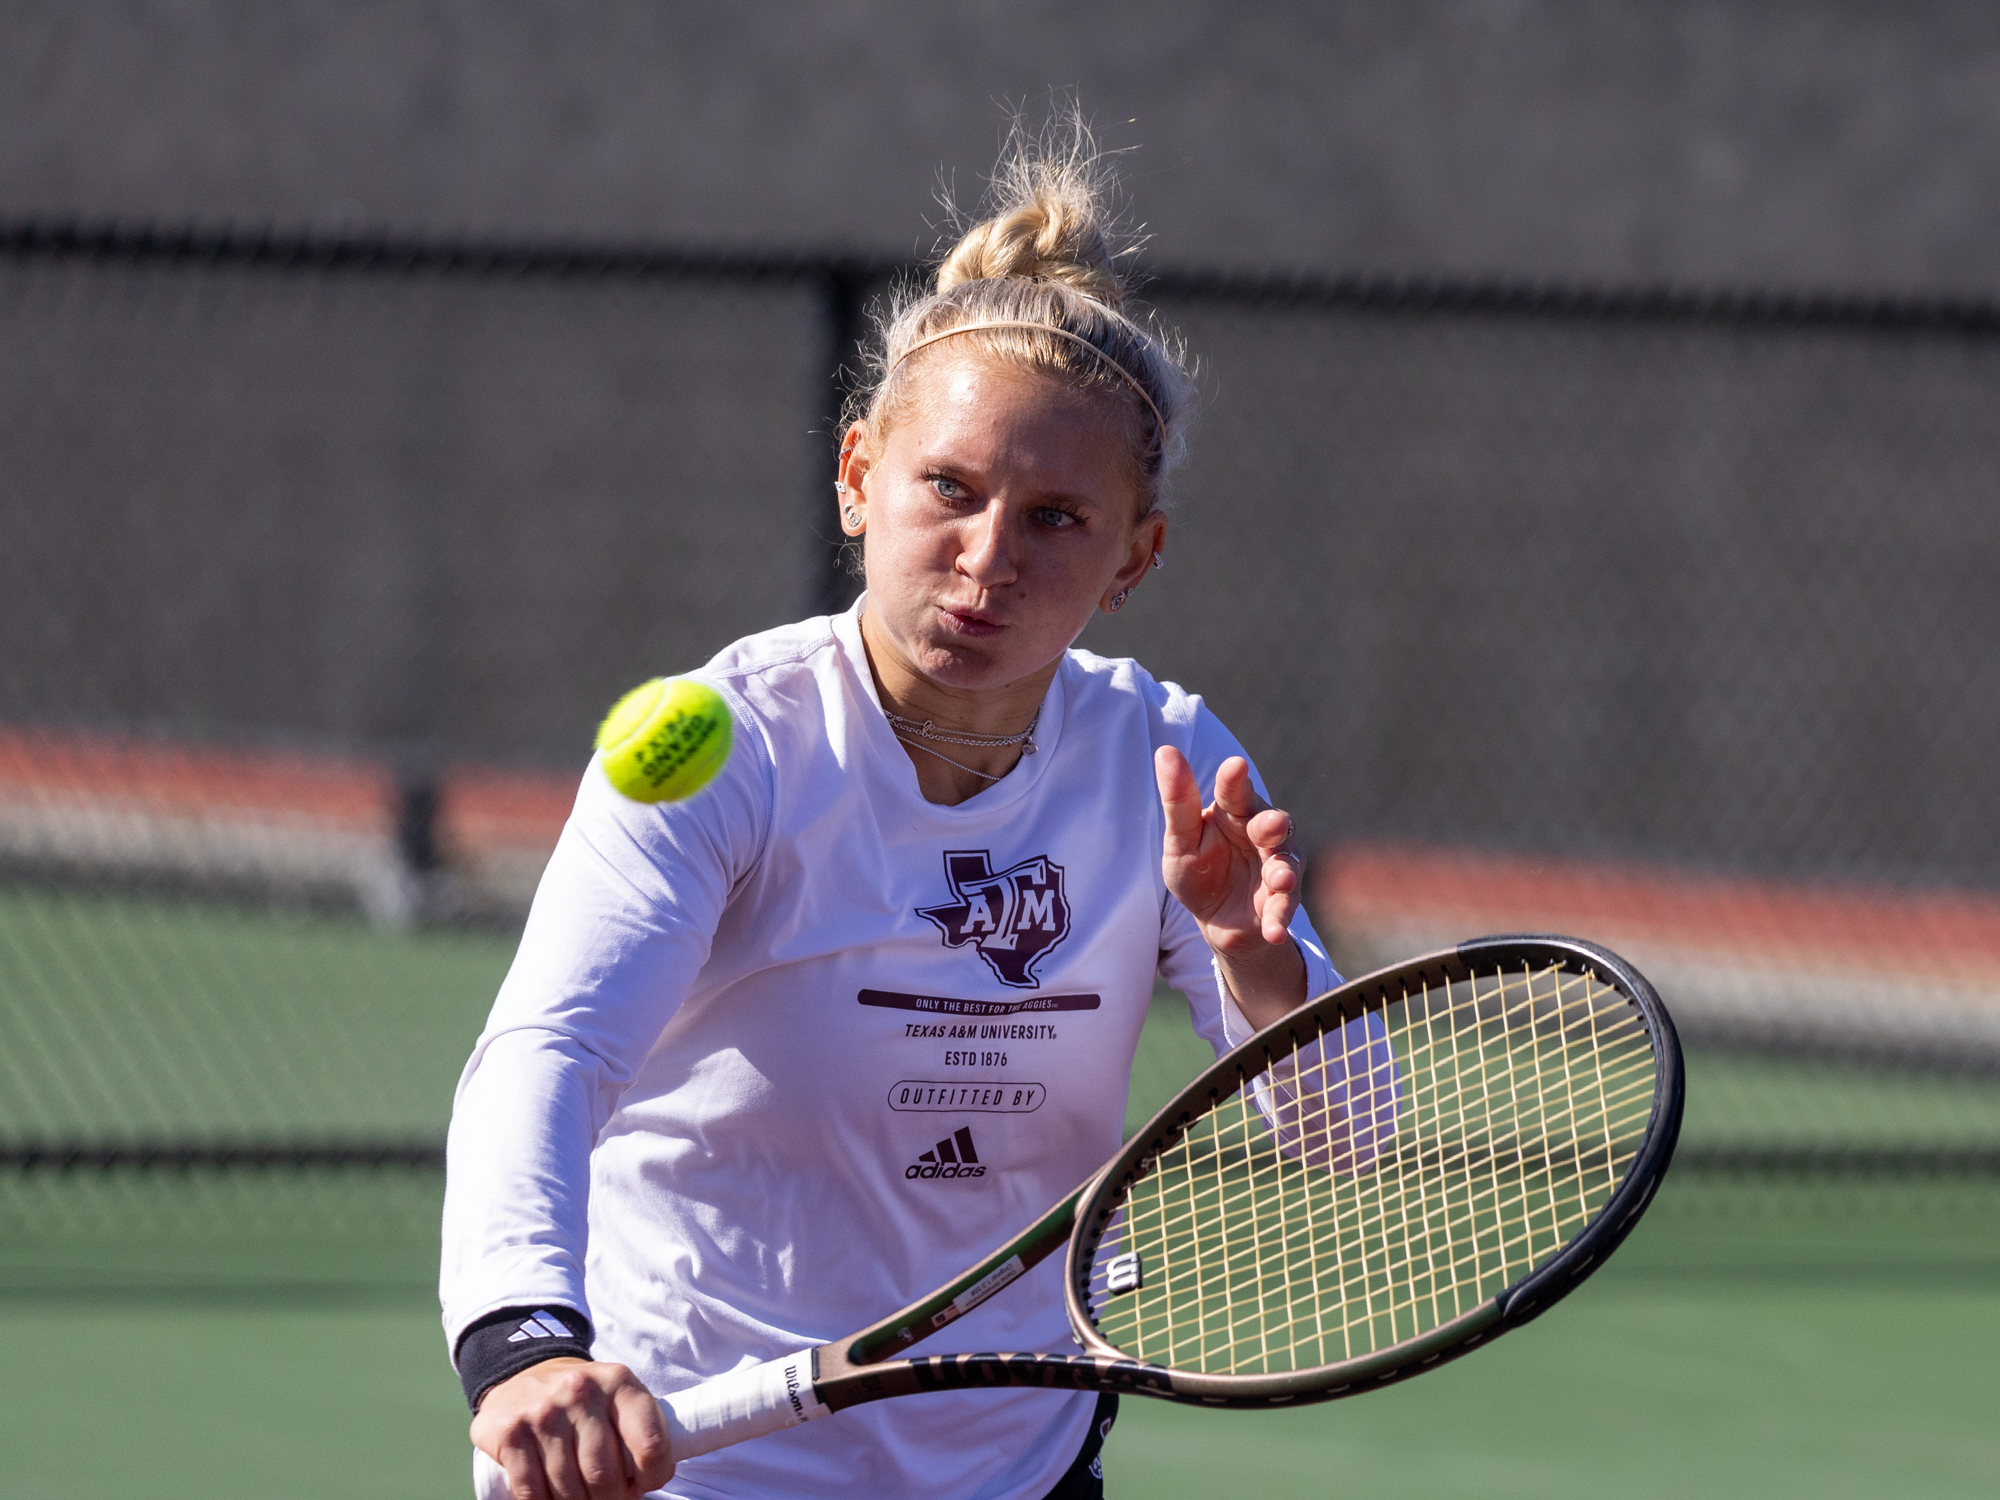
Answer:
[
  {"left": 472, "top": 1448, "right": 509, "bottom": 1500},
  {"left": 467, "top": 1351, "right": 828, "bottom": 1496},
  {"left": 660, "top": 1349, "right": 831, "bottom": 1461}
]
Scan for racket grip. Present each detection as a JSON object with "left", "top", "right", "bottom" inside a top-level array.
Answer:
[
  {"left": 660, "top": 1349, "right": 831, "bottom": 1461},
  {"left": 471, "top": 1448, "right": 509, "bottom": 1500},
  {"left": 467, "top": 1351, "right": 828, "bottom": 1497}
]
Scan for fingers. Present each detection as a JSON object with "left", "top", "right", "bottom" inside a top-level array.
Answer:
[
  {"left": 1245, "top": 804, "right": 1291, "bottom": 851},
  {"left": 1261, "top": 811, "right": 1303, "bottom": 942},
  {"left": 475, "top": 1401, "right": 556, "bottom": 1500},
  {"left": 474, "top": 1360, "right": 665, "bottom": 1500},
  {"left": 1211, "top": 755, "right": 1262, "bottom": 820},
  {"left": 537, "top": 1415, "right": 593, "bottom": 1500},
  {"left": 1155, "top": 746, "right": 1205, "bottom": 857},
  {"left": 568, "top": 1390, "right": 629, "bottom": 1500},
  {"left": 611, "top": 1384, "right": 674, "bottom": 1492},
  {"left": 489, "top": 1430, "right": 549, "bottom": 1500},
  {"left": 1218, "top": 764, "right": 1301, "bottom": 944},
  {"left": 529, "top": 1366, "right": 597, "bottom": 1500},
  {"left": 1209, "top": 758, "right": 1277, "bottom": 855},
  {"left": 1260, "top": 852, "right": 1302, "bottom": 942},
  {"left": 1162, "top": 750, "right": 1306, "bottom": 945}
]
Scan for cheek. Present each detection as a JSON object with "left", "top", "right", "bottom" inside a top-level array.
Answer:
[
  {"left": 1042, "top": 534, "right": 1130, "bottom": 594},
  {"left": 864, "top": 516, "right": 936, "bottom": 577},
  {"left": 862, "top": 510, "right": 954, "bottom": 596}
]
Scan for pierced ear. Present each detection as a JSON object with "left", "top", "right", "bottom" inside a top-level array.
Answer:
[
  {"left": 835, "top": 476, "right": 866, "bottom": 536},
  {"left": 836, "top": 425, "right": 874, "bottom": 534},
  {"left": 837, "top": 423, "right": 873, "bottom": 487},
  {"left": 1114, "top": 514, "right": 1165, "bottom": 589},
  {"left": 1136, "top": 511, "right": 1167, "bottom": 566}
]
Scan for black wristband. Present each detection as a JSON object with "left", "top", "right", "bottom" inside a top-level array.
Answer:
[{"left": 455, "top": 1304, "right": 595, "bottom": 1412}]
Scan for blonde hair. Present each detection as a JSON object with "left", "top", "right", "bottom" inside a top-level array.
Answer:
[{"left": 850, "top": 113, "right": 1196, "bottom": 508}]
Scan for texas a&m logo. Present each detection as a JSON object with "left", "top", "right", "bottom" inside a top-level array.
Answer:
[{"left": 917, "top": 850, "right": 1071, "bottom": 989}]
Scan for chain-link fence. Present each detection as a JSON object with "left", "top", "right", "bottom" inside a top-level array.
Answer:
[{"left": 3, "top": 223, "right": 1998, "bottom": 1257}]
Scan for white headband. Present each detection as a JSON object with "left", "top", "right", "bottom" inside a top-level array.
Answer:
[{"left": 887, "top": 319, "right": 1168, "bottom": 448}]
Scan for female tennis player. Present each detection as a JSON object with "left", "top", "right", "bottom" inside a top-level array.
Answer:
[{"left": 442, "top": 123, "right": 1339, "bottom": 1500}]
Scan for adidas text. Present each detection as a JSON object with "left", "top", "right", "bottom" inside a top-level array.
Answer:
[{"left": 907, "top": 1126, "right": 987, "bottom": 1181}]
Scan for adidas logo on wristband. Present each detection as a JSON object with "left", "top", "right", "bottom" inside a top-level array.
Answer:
[{"left": 506, "top": 1310, "right": 577, "bottom": 1343}]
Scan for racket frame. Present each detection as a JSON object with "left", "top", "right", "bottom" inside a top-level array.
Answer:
[
  {"left": 686, "top": 935, "right": 1682, "bottom": 1438},
  {"left": 1060, "top": 933, "right": 1684, "bottom": 1405}
]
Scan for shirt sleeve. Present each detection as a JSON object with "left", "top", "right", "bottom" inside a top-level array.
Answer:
[
  {"left": 1252, "top": 1010, "right": 1400, "bottom": 1174},
  {"left": 439, "top": 681, "right": 772, "bottom": 1350},
  {"left": 1154, "top": 694, "right": 1341, "bottom": 1057}
]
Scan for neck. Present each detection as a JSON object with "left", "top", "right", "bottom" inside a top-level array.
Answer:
[{"left": 859, "top": 609, "right": 1056, "bottom": 806}]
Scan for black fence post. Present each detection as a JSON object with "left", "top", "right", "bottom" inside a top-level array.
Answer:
[
  {"left": 816, "top": 264, "right": 870, "bottom": 618},
  {"left": 395, "top": 770, "right": 440, "bottom": 878},
  {"left": 365, "top": 753, "right": 440, "bottom": 929}
]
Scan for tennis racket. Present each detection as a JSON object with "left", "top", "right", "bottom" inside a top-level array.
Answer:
[{"left": 480, "top": 934, "right": 1681, "bottom": 1484}]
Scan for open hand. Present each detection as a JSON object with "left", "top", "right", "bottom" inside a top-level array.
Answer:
[{"left": 1156, "top": 747, "right": 1307, "bottom": 1027}]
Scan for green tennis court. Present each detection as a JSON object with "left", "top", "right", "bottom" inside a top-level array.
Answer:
[{"left": 4, "top": 887, "right": 1998, "bottom": 1498}]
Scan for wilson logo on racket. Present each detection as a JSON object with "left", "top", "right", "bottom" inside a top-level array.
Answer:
[
  {"left": 906, "top": 1126, "right": 987, "bottom": 1180},
  {"left": 917, "top": 851, "right": 1070, "bottom": 988},
  {"left": 1104, "top": 1251, "right": 1144, "bottom": 1295}
]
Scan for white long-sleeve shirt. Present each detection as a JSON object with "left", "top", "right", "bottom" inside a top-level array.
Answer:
[{"left": 441, "top": 601, "right": 1340, "bottom": 1500}]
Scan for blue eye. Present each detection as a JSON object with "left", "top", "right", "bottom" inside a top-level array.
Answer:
[
  {"left": 930, "top": 476, "right": 966, "bottom": 500},
  {"left": 1035, "top": 507, "right": 1080, "bottom": 528}
]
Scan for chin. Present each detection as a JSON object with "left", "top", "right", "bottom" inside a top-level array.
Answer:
[
  {"left": 877, "top": 601, "right": 1073, "bottom": 693},
  {"left": 911, "top": 639, "right": 1010, "bottom": 690}
]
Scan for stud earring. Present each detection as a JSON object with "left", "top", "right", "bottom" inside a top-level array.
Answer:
[
  {"left": 842, "top": 504, "right": 861, "bottom": 529},
  {"left": 1108, "top": 588, "right": 1130, "bottom": 612},
  {"left": 1151, "top": 552, "right": 1163, "bottom": 570}
]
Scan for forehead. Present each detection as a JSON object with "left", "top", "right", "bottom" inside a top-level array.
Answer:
[{"left": 888, "top": 351, "right": 1141, "bottom": 492}]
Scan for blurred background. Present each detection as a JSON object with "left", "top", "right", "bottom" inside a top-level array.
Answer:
[{"left": 3, "top": 3, "right": 1998, "bottom": 1496}]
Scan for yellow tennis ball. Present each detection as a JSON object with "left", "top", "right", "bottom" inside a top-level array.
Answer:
[{"left": 594, "top": 677, "right": 734, "bottom": 804}]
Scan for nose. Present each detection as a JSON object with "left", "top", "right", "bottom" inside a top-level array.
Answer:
[{"left": 956, "top": 501, "right": 1019, "bottom": 589}]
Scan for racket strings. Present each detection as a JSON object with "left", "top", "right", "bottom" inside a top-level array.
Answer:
[{"left": 1087, "top": 963, "right": 1656, "bottom": 1376}]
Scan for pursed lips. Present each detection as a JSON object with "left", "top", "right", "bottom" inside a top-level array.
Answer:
[{"left": 936, "top": 603, "right": 1005, "bottom": 636}]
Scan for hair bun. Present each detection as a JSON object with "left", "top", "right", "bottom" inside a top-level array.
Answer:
[
  {"left": 857, "top": 107, "right": 1196, "bottom": 508},
  {"left": 936, "top": 138, "right": 1127, "bottom": 310}
]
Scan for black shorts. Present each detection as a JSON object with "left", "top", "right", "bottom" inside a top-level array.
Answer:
[{"left": 1037, "top": 1392, "right": 1117, "bottom": 1500}]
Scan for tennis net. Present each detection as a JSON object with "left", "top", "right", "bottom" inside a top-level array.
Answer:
[{"left": 4, "top": 867, "right": 1998, "bottom": 1298}]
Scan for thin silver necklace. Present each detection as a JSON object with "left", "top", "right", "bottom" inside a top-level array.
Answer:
[
  {"left": 885, "top": 707, "right": 1041, "bottom": 784},
  {"left": 894, "top": 735, "right": 1012, "bottom": 783},
  {"left": 882, "top": 708, "right": 1040, "bottom": 755}
]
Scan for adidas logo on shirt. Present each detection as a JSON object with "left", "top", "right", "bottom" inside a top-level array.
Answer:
[
  {"left": 906, "top": 1125, "right": 986, "bottom": 1180},
  {"left": 505, "top": 1310, "right": 576, "bottom": 1344}
]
